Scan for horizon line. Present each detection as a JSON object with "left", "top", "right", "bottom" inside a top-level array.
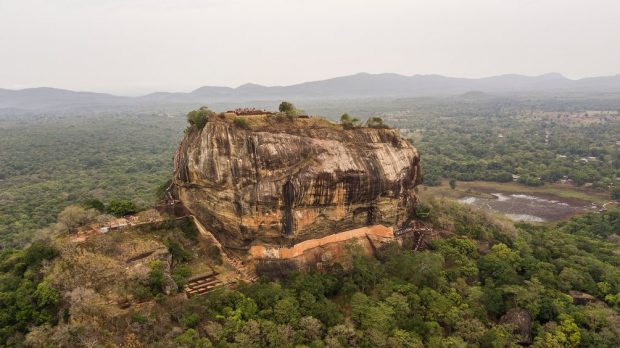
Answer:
[{"left": 2, "top": 71, "right": 620, "bottom": 98}]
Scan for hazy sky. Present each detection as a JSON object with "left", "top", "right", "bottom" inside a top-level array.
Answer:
[{"left": 1, "top": 0, "right": 619, "bottom": 95}]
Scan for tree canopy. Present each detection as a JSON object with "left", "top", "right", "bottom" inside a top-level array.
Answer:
[
  {"left": 278, "top": 101, "right": 298, "bottom": 119},
  {"left": 186, "top": 107, "right": 214, "bottom": 129},
  {"left": 106, "top": 199, "right": 137, "bottom": 217}
]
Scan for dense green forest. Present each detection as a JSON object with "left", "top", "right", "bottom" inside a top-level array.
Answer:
[
  {"left": 1, "top": 94, "right": 619, "bottom": 248},
  {"left": 0, "top": 242, "right": 59, "bottom": 345},
  {"left": 378, "top": 98, "right": 620, "bottom": 188},
  {"left": 2, "top": 200, "right": 619, "bottom": 347},
  {"left": 1, "top": 96, "right": 620, "bottom": 347},
  {"left": 0, "top": 111, "right": 185, "bottom": 248},
  {"left": 190, "top": 206, "right": 620, "bottom": 347},
  {"left": 410, "top": 114, "right": 620, "bottom": 188}
]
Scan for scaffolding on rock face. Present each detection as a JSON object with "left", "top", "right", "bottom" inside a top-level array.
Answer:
[{"left": 395, "top": 221, "right": 440, "bottom": 251}]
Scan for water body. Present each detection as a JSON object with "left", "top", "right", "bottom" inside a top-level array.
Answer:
[{"left": 458, "top": 192, "right": 589, "bottom": 222}]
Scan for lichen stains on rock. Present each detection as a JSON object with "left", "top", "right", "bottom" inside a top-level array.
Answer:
[{"left": 172, "top": 115, "right": 422, "bottom": 248}]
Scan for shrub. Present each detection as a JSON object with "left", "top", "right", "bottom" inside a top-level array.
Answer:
[
  {"left": 180, "top": 313, "right": 201, "bottom": 328},
  {"left": 279, "top": 101, "right": 298, "bottom": 120},
  {"left": 278, "top": 101, "right": 295, "bottom": 113},
  {"left": 340, "top": 113, "right": 360, "bottom": 129},
  {"left": 57, "top": 205, "right": 96, "bottom": 233},
  {"left": 286, "top": 110, "right": 299, "bottom": 120},
  {"left": 172, "top": 265, "right": 192, "bottom": 288},
  {"left": 82, "top": 199, "right": 105, "bottom": 212},
  {"left": 148, "top": 260, "right": 166, "bottom": 295},
  {"left": 449, "top": 179, "right": 457, "bottom": 190},
  {"left": 106, "top": 199, "right": 137, "bottom": 217},
  {"left": 414, "top": 202, "right": 431, "bottom": 219},
  {"left": 131, "top": 310, "right": 149, "bottom": 324},
  {"left": 518, "top": 175, "right": 543, "bottom": 187},
  {"left": 367, "top": 117, "right": 388, "bottom": 129},
  {"left": 131, "top": 284, "right": 152, "bottom": 301},
  {"left": 233, "top": 117, "right": 250, "bottom": 129},
  {"left": 166, "top": 239, "right": 192, "bottom": 263},
  {"left": 156, "top": 179, "right": 172, "bottom": 200},
  {"left": 186, "top": 107, "right": 214, "bottom": 129},
  {"left": 179, "top": 218, "right": 199, "bottom": 239}
]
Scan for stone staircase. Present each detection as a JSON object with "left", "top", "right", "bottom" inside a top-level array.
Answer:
[
  {"left": 190, "top": 215, "right": 259, "bottom": 283},
  {"left": 227, "top": 253, "right": 259, "bottom": 282}
]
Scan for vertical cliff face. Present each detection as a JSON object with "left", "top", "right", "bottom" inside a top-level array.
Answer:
[{"left": 172, "top": 115, "right": 421, "bottom": 248}]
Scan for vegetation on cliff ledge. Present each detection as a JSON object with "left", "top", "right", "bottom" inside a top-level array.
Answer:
[{"left": 187, "top": 107, "right": 215, "bottom": 130}]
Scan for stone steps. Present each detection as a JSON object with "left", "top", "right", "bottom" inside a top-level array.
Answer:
[
  {"left": 227, "top": 253, "right": 258, "bottom": 282},
  {"left": 189, "top": 216, "right": 259, "bottom": 283}
]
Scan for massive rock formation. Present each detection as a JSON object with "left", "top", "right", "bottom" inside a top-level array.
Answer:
[{"left": 172, "top": 114, "right": 421, "bottom": 249}]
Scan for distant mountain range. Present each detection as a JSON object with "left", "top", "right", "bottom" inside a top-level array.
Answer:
[{"left": 3, "top": 72, "right": 620, "bottom": 110}]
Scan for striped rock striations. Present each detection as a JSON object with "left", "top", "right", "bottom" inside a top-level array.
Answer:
[{"left": 172, "top": 115, "right": 421, "bottom": 249}]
